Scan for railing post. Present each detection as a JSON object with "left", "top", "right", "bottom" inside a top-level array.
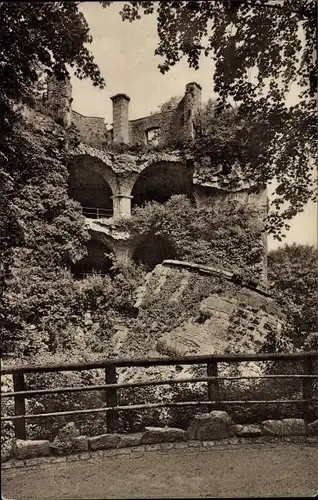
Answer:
[
  {"left": 207, "top": 360, "right": 220, "bottom": 412},
  {"left": 12, "top": 372, "right": 26, "bottom": 440},
  {"left": 105, "top": 364, "right": 118, "bottom": 433},
  {"left": 303, "top": 355, "right": 313, "bottom": 422}
]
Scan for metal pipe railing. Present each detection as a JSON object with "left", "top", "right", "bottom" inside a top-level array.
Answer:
[{"left": 81, "top": 207, "right": 113, "bottom": 219}]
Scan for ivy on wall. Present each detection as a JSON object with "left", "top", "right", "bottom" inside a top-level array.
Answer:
[{"left": 123, "top": 195, "right": 265, "bottom": 279}]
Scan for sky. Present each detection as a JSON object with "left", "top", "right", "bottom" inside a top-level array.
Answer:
[{"left": 70, "top": 2, "right": 317, "bottom": 251}]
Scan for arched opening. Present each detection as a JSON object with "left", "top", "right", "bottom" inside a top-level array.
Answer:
[
  {"left": 68, "top": 156, "right": 117, "bottom": 219},
  {"left": 71, "top": 239, "right": 114, "bottom": 279},
  {"left": 132, "top": 234, "right": 176, "bottom": 271},
  {"left": 131, "top": 161, "right": 194, "bottom": 209}
]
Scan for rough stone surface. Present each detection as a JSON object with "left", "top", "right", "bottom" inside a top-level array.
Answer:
[
  {"left": 142, "top": 427, "right": 186, "bottom": 445},
  {"left": 1, "top": 449, "right": 10, "bottom": 463},
  {"left": 262, "top": 419, "right": 306, "bottom": 437},
  {"left": 3, "top": 434, "right": 317, "bottom": 470},
  {"left": 89, "top": 434, "right": 121, "bottom": 451},
  {"left": 12, "top": 439, "right": 50, "bottom": 460},
  {"left": 186, "top": 411, "right": 235, "bottom": 441},
  {"left": 73, "top": 436, "right": 89, "bottom": 452},
  {"left": 72, "top": 110, "right": 107, "bottom": 149},
  {"left": 200, "top": 296, "right": 237, "bottom": 318},
  {"left": 151, "top": 265, "right": 285, "bottom": 365},
  {"left": 307, "top": 420, "right": 318, "bottom": 436},
  {"left": 234, "top": 424, "right": 263, "bottom": 438},
  {"left": 51, "top": 422, "right": 80, "bottom": 455},
  {"left": 118, "top": 433, "right": 143, "bottom": 448}
]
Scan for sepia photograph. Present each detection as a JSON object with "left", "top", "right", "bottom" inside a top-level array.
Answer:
[{"left": 1, "top": 1, "right": 317, "bottom": 498}]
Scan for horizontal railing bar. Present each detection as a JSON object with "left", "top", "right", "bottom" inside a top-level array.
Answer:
[
  {"left": 81, "top": 207, "right": 113, "bottom": 210},
  {"left": 1, "top": 399, "right": 315, "bottom": 422},
  {"left": 1, "top": 351, "right": 317, "bottom": 375},
  {"left": 2, "top": 374, "right": 318, "bottom": 399}
]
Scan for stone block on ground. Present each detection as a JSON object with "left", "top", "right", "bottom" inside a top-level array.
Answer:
[
  {"left": 73, "top": 435, "right": 89, "bottom": 452},
  {"left": 234, "top": 424, "right": 263, "bottom": 438},
  {"left": 307, "top": 420, "right": 318, "bottom": 436},
  {"left": 186, "top": 411, "right": 235, "bottom": 441},
  {"left": 12, "top": 439, "right": 51, "bottom": 460},
  {"left": 261, "top": 418, "right": 306, "bottom": 436},
  {"left": 50, "top": 422, "right": 80, "bottom": 455},
  {"left": 118, "top": 433, "right": 143, "bottom": 448},
  {"left": 141, "top": 427, "right": 186, "bottom": 445},
  {"left": 1, "top": 449, "right": 11, "bottom": 463},
  {"left": 88, "top": 433, "right": 121, "bottom": 451}
]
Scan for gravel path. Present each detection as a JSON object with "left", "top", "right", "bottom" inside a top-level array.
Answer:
[{"left": 2, "top": 443, "right": 317, "bottom": 499}]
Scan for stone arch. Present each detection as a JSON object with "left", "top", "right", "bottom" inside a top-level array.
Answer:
[
  {"left": 131, "top": 161, "right": 194, "bottom": 209},
  {"left": 71, "top": 237, "right": 114, "bottom": 279},
  {"left": 132, "top": 233, "right": 177, "bottom": 271},
  {"left": 68, "top": 155, "right": 119, "bottom": 218}
]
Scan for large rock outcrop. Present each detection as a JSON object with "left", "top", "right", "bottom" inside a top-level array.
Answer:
[{"left": 135, "top": 261, "right": 285, "bottom": 364}]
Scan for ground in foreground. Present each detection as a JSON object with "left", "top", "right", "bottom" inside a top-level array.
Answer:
[{"left": 2, "top": 443, "right": 317, "bottom": 499}]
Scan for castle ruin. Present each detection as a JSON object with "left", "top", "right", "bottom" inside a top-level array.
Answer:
[{"left": 43, "top": 77, "right": 268, "bottom": 281}]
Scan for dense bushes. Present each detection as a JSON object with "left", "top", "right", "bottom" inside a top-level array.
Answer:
[
  {"left": 123, "top": 195, "right": 265, "bottom": 280},
  {"left": 268, "top": 244, "right": 317, "bottom": 349}
]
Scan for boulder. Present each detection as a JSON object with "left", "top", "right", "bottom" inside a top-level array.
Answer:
[
  {"left": 12, "top": 439, "right": 50, "bottom": 460},
  {"left": 261, "top": 419, "right": 306, "bottom": 436},
  {"left": 308, "top": 420, "right": 318, "bottom": 436},
  {"left": 50, "top": 422, "right": 80, "bottom": 455},
  {"left": 73, "top": 435, "right": 89, "bottom": 452},
  {"left": 88, "top": 433, "right": 121, "bottom": 451},
  {"left": 118, "top": 433, "right": 143, "bottom": 448},
  {"left": 234, "top": 424, "right": 263, "bottom": 438},
  {"left": 1, "top": 449, "right": 11, "bottom": 463},
  {"left": 187, "top": 411, "right": 235, "bottom": 441},
  {"left": 142, "top": 427, "right": 186, "bottom": 445}
]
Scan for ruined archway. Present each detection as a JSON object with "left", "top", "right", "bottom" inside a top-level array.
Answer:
[
  {"left": 132, "top": 234, "right": 176, "bottom": 271},
  {"left": 131, "top": 161, "right": 194, "bottom": 209},
  {"left": 71, "top": 239, "right": 114, "bottom": 279},
  {"left": 68, "top": 155, "right": 118, "bottom": 218}
]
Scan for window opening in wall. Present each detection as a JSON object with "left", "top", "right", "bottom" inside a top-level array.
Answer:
[{"left": 146, "top": 127, "right": 161, "bottom": 146}]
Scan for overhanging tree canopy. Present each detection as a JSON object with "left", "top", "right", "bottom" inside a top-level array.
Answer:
[{"left": 102, "top": 0, "right": 317, "bottom": 238}]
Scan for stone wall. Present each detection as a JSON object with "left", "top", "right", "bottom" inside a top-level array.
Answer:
[
  {"left": 129, "top": 82, "right": 201, "bottom": 146},
  {"left": 129, "top": 110, "right": 174, "bottom": 145},
  {"left": 3, "top": 416, "right": 317, "bottom": 465},
  {"left": 71, "top": 111, "right": 107, "bottom": 149},
  {"left": 46, "top": 76, "right": 72, "bottom": 128}
]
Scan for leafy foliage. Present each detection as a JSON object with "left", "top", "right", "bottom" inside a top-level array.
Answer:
[
  {"left": 158, "top": 95, "right": 183, "bottom": 113},
  {"left": 268, "top": 244, "right": 317, "bottom": 349},
  {"left": 123, "top": 195, "right": 265, "bottom": 279},
  {"left": 0, "top": 2, "right": 106, "bottom": 358},
  {"left": 103, "top": 0, "right": 317, "bottom": 238},
  {"left": 0, "top": 1, "right": 104, "bottom": 129}
]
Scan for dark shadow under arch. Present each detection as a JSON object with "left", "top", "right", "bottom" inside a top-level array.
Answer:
[
  {"left": 132, "top": 234, "right": 176, "bottom": 271},
  {"left": 131, "top": 161, "right": 194, "bottom": 209},
  {"left": 71, "top": 239, "right": 114, "bottom": 279},
  {"left": 68, "top": 156, "right": 116, "bottom": 218}
]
